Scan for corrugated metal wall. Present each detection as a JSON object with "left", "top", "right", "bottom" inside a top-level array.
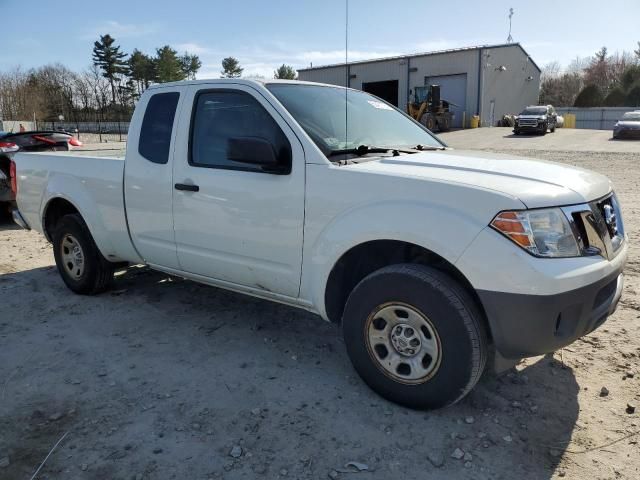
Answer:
[
  {"left": 299, "top": 65, "right": 348, "bottom": 87},
  {"left": 349, "top": 58, "right": 408, "bottom": 106},
  {"left": 556, "top": 107, "right": 639, "bottom": 130},
  {"left": 480, "top": 46, "right": 540, "bottom": 126},
  {"left": 410, "top": 49, "right": 479, "bottom": 126}
]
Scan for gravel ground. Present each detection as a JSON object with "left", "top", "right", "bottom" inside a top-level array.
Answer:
[{"left": 1, "top": 131, "right": 639, "bottom": 479}]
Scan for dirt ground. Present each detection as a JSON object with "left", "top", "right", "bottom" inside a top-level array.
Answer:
[{"left": 1, "top": 129, "right": 639, "bottom": 480}]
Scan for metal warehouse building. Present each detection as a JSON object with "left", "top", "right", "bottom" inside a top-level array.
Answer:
[{"left": 298, "top": 43, "right": 541, "bottom": 128}]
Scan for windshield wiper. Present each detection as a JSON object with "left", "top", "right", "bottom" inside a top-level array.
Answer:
[
  {"left": 328, "top": 144, "right": 416, "bottom": 157},
  {"left": 413, "top": 144, "right": 446, "bottom": 151}
]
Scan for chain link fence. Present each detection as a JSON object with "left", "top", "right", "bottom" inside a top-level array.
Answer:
[{"left": 35, "top": 121, "right": 130, "bottom": 144}]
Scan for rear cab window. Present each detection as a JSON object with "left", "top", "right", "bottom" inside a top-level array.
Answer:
[{"left": 139, "top": 92, "right": 180, "bottom": 164}]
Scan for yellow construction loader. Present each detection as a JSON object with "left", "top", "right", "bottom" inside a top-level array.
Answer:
[{"left": 407, "top": 85, "right": 454, "bottom": 132}]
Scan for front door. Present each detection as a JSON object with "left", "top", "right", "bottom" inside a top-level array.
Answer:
[{"left": 171, "top": 84, "right": 305, "bottom": 297}]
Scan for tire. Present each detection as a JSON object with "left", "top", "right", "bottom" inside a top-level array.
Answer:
[
  {"left": 421, "top": 114, "right": 436, "bottom": 131},
  {"left": 550, "top": 123, "right": 556, "bottom": 133},
  {"left": 437, "top": 116, "right": 451, "bottom": 132},
  {"left": 513, "top": 129, "right": 520, "bottom": 135},
  {"left": 540, "top": 123, "right": 547, "bottom": 135},
  {"left": 52, "top": 213, "right": 115, "bottom": 294},
  {"left": 342, "top": 264, "right": 488, "bottom": 409}
]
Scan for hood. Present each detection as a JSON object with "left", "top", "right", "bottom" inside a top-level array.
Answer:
[
  {"left": 517, "top": 114, "right": 545, "bottom": 120},
  {"left": 349, "top": 149, "right": 612, "bottom": 208},
  {"left": 616, "top": 121, "right": 640, "bottom": 128}
]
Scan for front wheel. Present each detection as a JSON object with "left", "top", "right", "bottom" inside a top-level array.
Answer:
[
  {"left": 52, "top": 213, "right": 116, "bottom": 294},
  {"left": 342, "top": 264, "right": 488, "bottom": 409}
]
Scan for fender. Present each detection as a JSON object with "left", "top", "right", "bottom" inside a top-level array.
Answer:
[
  {"left": 301, "top": 199, "right": 498, "bottom": 320},
  {"left": 41, "top": 173, "right": 142, "bottom": 263}
]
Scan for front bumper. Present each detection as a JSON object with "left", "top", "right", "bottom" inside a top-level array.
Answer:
[
  {"left": 478, "top": 265, "right": 624, "bottom": 359},
  {"left": 613, "top": 128, "right": 640, "bottom": 139},
  {"left": 515, "top": 124, "right": 545, "bottom": 132}
]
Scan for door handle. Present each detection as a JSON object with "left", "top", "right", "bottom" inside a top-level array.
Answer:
[{"left": 175, "top": 183, "right": 199, "bottom": 192}]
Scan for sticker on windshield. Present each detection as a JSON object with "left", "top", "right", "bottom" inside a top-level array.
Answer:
[{"left": 367, "top": 100, "right": 393, "bottom": 110}]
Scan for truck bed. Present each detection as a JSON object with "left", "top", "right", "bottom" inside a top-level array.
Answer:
[{"left": 14, "top": 151, "right": 139, "bottom": 263}]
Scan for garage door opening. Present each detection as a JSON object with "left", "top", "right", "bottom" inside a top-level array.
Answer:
[
  {"left": 424, "top": 74, "right": 467, "bottom": 128},
  {"left": 362, "top": 80, "right": 399, "bottom": 107}
]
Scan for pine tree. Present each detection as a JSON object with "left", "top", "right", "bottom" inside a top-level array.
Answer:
[
  {"left": 603, "top": 87, "right": 626, "bottom": 107},
  {"left": 180, "top": 53, "right": 202, "bottom": 80},
  {"left": 622, "top": 65, "right": 640, "bottom": 91},
  {"left": 128, "top": 49, "right": 156, "bottom": 95},
  {"left": 155, "top": 46, "right": 186, "bottom": 83},
  {"left": 221, "top": 57, "right": 243, "bottom": 78},
  {"left": 92, "top": 34, "right": 129, "bottom": 105},
  {"left": 274, "top": 64, "right": 297, "bottom": 80},
  {"left": 628, "top": 84, "right": 640, "bottom": 107},
  {"left": 574, "top": 84, "right": 603, "bottom": 107}
]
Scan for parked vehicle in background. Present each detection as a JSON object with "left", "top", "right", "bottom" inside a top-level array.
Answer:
[
  {"left": 0, "top": 130, "right": 82, "bottom": 152},
  {"left": 613, "top": 111, "right": 640, "bottom": 139},
  {"left": 0, "top": 131, "right": 82, "bottom": 211},
  {"left": 10, "top": 79, "right": 627, "bottom": 409},
  {"left": 0, "top": 139, "right": 19, "bottom": 212},
  {"left": 514, "top": 105, "right": 558, "bottom": 135}
]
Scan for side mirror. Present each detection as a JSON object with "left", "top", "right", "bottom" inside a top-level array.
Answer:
[{"left": 227, "top": 137, "right": 286, "bottom": 174}]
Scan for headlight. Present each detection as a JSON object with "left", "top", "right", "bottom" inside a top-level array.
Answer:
[{"left": 490, "top": 208, "right": 580, "bottom": 257}]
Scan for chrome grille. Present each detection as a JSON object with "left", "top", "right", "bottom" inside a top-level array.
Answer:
[
  {"left": 562, "top": 193, "right": 625, "bottom": 260},
  {"left": 518, "top": 119, "right": 539, "bottom": 127}
]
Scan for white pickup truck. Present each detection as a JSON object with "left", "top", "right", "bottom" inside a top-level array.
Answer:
[{"left": 10, "top": 79, "right": 627, "bottom": 409}]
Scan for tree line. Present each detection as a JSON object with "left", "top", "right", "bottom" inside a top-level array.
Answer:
[
  {"left": 540, "top": 42, "right": 640, "bottom": 107},
  {"left": 0, "top": 33, "right": 298, "bottom": 123}
]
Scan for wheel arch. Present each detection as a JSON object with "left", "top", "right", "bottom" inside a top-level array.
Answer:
[
  {"left": 42, "top": 196, "right": 81, "bottom": 242},
  {"left": 322, "top": 239, "right": 490, "bottom": 337},
  {"left": 41, "top": 193, "right": 118, "bottom": 260}
]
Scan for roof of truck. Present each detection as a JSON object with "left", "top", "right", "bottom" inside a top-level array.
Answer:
[{"left": 147, "top": 78, "right": 333, "bottom": 90}]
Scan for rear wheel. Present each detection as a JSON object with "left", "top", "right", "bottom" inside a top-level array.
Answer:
[
  {"left": 342, "top": 264, "right": 488, "bottom": 409},
  {"left": 52, "top": 213, "right": 115, "bottom": 294}
]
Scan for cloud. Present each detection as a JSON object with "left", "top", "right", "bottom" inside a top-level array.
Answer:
[
  {"left": 194, "top": 46, "right": 406, "bottom": 80},
  {"left": 82, "top": 20, "right": 159, "bottom": 40},
  {"left": 293, "top": 49, "right": 403, "bottom": 65},
  {"left": 414, "top": 40, "right": 460, "bottom": 52},
  {"left": 174, "top": 42, "right": 213, "bottom": 55},
  {"left": 190, "top": 40, "right": 502, "bottom": 80}
]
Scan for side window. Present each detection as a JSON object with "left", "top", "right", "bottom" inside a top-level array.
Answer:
[
  {"left": 190, "top": 90, "right": 291, "bottom": 172},
  {"left": 138, "top": 92, "right": 180, "bottom": 164}
]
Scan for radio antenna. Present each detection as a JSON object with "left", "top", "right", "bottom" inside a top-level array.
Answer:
[
  {"left": 507, "top": 8, "right": 514, "bottom": 43},
  {"left": 344, "top": 0, "right": 349, "bottom": 147}
]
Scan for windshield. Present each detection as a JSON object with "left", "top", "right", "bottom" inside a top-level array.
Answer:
[
  {"left": 266, "top": 83, "right": 444, "bottom": 155},
  {"left": 622, "top": 112, "right": 640, "bottom": 121},
  {"left": 520, "top": 107, "right": 547, "bottom": 115}
]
